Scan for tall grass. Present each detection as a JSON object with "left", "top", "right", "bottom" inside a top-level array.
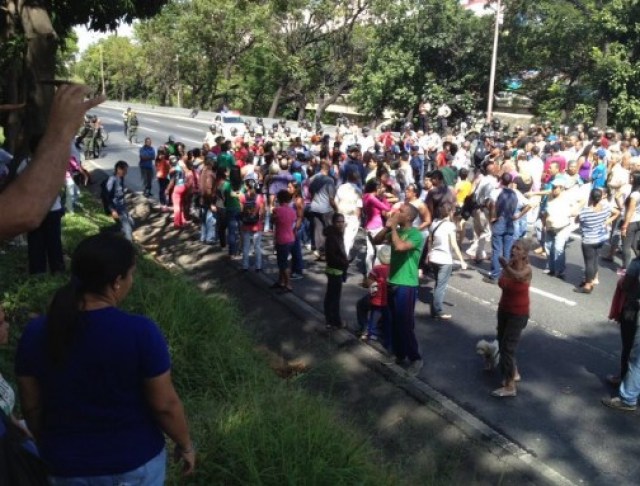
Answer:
[{"left": 0, "top": 196, "right": 395, "bottom": 485}]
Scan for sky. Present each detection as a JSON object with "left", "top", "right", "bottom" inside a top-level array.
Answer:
[{"left": 74, "top": 23, "right": 134, "bottom": 54}]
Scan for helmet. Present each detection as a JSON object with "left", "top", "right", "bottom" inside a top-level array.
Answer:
[
  {"left": 209, "top": 124, "right": 217, "bottom": 133},
  {"left": 491, "top": 118, "right": 502, "bottom": 130},
  {"left": 272, "top": 122, "right": 279, "bottom": 130},
  {"left": 230, "top": 127, "right": 238, "bottom": 136},
  {"left": 605, "top": 127, "right": 616, "bottom": 139},
  {"left": 168, "top": 135, "right": 176, "bottom": 143},
  {"left": 588, "top": 127, "right": 599, "bottom": 139},
  {"left": 257, "top": 117, "right": 263, "bottom": 125}
]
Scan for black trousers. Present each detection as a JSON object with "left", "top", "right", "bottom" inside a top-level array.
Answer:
[
  {"left": 324, "top": 274, "right": 343, "bottom": 326},
  {"left": 27, "top": 209, "right": 65, "bottom": 275},
  {"left": 581, "top": 242, "right": 603, "bottom": 282},
  {"left": 497, "top": 310, "right": 528, "bottom": 382}
]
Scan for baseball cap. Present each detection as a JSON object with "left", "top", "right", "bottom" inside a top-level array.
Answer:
[{"left": 596, "top": 148, "right": 607, "bottom": 159}]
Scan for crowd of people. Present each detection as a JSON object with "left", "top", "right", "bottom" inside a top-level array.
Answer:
[{"left": 99, "top": 117, "right": 640, "bottom": 398}]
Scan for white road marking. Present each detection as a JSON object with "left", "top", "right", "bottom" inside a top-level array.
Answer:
[
  {"left": 529, "top": 286, "right": 577, "bottom": 306},
  {"left": 181, "top": 137, "right": 201, "bottom": 144},
  {"left": 143, "top": 127, "right": 159, "bottom": 133},
  {"left": 177, "top": 124, "right": 204, "bottom": 132}
]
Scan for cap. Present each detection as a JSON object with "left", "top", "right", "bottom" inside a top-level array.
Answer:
[
  {"left": 551, "top": 176, "right": 567, "bottom": 188},
  {"left": 596, "top": 148, "right": 607, "bottom": 159},
  {"left": 244, "top": 172, "right": 257, "bottom": 182},
  {"left": 378, "top": 245, "right": 392, "bottom": 265}
]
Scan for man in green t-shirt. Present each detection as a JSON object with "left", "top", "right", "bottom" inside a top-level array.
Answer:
[{"left": 373, "top": 203, "right": 424, "bottom": 376}]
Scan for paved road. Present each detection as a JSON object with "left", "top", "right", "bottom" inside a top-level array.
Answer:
[{"left": 86, "top": 104, "right": 639, "bottom": 486}]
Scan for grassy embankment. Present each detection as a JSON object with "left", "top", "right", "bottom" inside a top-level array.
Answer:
[{"left": 0, "top": 195, "right": 395, "bottom": 485}]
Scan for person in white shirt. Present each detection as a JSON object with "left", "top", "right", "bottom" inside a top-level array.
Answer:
[{"left": 335, "top": 171, "right": 363, "bottom": 256}]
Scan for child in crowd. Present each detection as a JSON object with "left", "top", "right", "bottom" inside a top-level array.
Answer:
[
  {"left": 357, "top": 245, "right": 392, "bottom": 349},
  {"left": 324, "top": 213, "right": 350, "bottom": 329},
  {"left": 240, "top": 173, "right": 264, "bottom": 272},
  {"left": 272, "top": 189, "right": 296, "bottom": 292}
]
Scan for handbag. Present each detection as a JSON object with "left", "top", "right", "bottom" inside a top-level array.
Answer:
[{"left": 425, "top": 221, "right": 445, "bottom": 264}]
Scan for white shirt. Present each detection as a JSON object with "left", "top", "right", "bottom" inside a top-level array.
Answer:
[
  {"left": 428, "top": 219, "right": 456, "bottom": 264},
  {"left": 335, "top": 182, "right": 362, "bottom": 217}
]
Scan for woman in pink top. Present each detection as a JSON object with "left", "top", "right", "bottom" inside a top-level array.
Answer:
[
  {"left": 272, "top": 189, "right": 297, "bottom": 292},
  {"left": 363, "top": 179, "right": 392, "bottom": 276}
]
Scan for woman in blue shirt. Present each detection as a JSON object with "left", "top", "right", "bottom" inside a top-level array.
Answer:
[{"left": 15, "top": 233, "right": 195, "bottom": 484}]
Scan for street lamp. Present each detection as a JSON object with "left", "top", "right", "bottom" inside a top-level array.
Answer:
[{"left": 486, "top": 0, "right": 503, "bottom": 124}]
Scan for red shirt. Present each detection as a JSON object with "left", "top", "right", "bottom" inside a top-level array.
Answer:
[
  {"left": 498, "top": 275, "right": 530, "bottom": 316},
  {"left": 369, "top": 263, "right": 390, "bottom": 306},
  {"left": 239, "top": 193, "right": 265, "bottom": 232}
]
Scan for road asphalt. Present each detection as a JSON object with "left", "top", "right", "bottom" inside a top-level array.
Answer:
[{"left": 83, "top": 103, "right": 640, "bottom": 486}]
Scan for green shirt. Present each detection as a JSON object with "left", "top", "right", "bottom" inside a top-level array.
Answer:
[
  {"left": 223, "top": 181, "right": 242, "bottom": 210},
  {"left": 442, "top": 166, "right": 457, "bottom": 187},
  {"left": 217, "top": 152, "right": 236, "bottom": 170},
  {"left": 388, "top": 227, "right": 424, "bottom": 287}
]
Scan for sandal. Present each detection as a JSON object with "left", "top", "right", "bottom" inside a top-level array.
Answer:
[{"left": 491, "top": 387, "right": 517, "bottom": 397}]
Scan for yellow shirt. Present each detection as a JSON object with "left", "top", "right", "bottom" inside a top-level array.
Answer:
[{"left": 455, "top": 180, "right": 473, "bottom": 206}]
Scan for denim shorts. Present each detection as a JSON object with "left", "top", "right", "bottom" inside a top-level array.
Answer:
[
  {"left": 275, "top": 243, "right": 293, "bottom": 270},
  {"left": 50, "top": 448, "right": 166, "bottom": 486}
]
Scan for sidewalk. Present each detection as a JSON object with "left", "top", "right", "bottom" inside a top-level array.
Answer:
[{"left": 116, "top": 185, "right": 566, "bottom": 485}]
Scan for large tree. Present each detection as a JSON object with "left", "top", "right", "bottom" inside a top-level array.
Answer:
[
  {"left": 0, "top": 0, "right": 168, "bottom": 155},
  {"left": 350, "top": 0, "right": 493, "bottom": 122}
]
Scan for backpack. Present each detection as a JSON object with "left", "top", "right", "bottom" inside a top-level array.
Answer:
[
  {"left": 128, "top": 114, "right": 139, "bottom": 127},
  {"left": 100, "top": 176, "right": 116, "bottom": 214},
  {"left": 241, "top": 193, "right": 260, "bottom": 225}
]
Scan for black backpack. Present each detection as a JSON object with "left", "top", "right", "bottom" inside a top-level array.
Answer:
[
  {"left": 100, "top": 176, "right": 116, "bottom": 215},
  {"left": 241, "top": 193, "right": 260, "bottom": 225},
  {"left": 0, "top": 410, "right": 49, "bottom": 486}
]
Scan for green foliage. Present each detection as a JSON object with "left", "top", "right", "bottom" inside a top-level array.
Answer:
[{"left": 0, "top": 193, "right": 396, "bottom": 485}]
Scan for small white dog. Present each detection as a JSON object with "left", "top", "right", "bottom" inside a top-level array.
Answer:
[{"left": 476, "top": 339, "right": 499, "bottom": 370}]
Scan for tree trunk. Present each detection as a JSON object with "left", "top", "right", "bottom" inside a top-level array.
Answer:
[
  {"left": 296, "top": 95, "right": 307, "bottom": 121},
  {"left": 3, "top": 1, "right": 57, "bottom": 158},
  {"left": 314, "top": 80, "right": 349, "bottom": 122},
  {"left": 595, "top": 98, "right": 608, "bottom": 128},
  {"left": 268, "top": 84, "right": 285, "bottom": 119}
]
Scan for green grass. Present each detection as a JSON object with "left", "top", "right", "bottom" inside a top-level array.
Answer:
[{"left": 0, "top": 194, "right": 396, "bottom": 485}]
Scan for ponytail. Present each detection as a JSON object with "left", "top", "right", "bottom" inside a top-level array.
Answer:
[{"left": 46, "top": 279, "right": 86, "bottom": 366}]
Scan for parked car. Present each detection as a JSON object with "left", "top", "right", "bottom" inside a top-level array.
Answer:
[{"left": 212, "top": 113, "right": 247, "bottom": 139}]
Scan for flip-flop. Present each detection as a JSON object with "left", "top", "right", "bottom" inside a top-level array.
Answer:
[{"left": 491, "top": 387, "right": 517, "bottom": 397}]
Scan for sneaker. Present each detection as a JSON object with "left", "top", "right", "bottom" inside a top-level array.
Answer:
[
  {"left": 482, "top": 276, "right": 497, "bottom": 284},
  {"left": 406, "top": 359, "right": 424, "bottom": 377},
  {"left": 602, "top": 397, "right": 637, "bottom": 412},
  {"left": 290, "top": 273, "right": 304, "bottom": 280}
]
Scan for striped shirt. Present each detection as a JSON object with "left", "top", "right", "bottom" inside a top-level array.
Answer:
[{"left": 578, "top": 202, "right": 612, "bottom": 245}]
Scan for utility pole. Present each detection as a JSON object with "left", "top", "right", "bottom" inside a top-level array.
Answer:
[
  {"left": 99, "top": 44, "right": 106, "bottom": 96},
  {"left": 486, "top": 0, "right": 502, "bottom": 124},
  {"left": 176, "top": 55, "right": 182, "bottom": 108}
]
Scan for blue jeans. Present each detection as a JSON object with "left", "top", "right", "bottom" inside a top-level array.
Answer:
[
  {"left": 200, "top": 207, "right": 217, "bottom": 243},
  {"left": 242, "top": 230, "right": 263, "bottom": 270},
  {"left": 389, "top": 285, "right": 421, "bottom": 361},
  {"left": 227, "top": 208, "right": 240, "bottom": 255},
  {"left": 544, "top": 226, "right": 571, "bottom": 275},
  {"left": 51, "top": 448, "right": 166, "bottom": 486},
  {"left": 290, "top": 230, "right": 305, "bottom": 274},
  {"left": 620, "top": 317, "right": 640, "bottom": 406},
  {"left": 490, "top": 217, "right": 515, "bottom": 279},
  {"left": 430, "top": 263, "right": 453, "bottom": 316}
]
